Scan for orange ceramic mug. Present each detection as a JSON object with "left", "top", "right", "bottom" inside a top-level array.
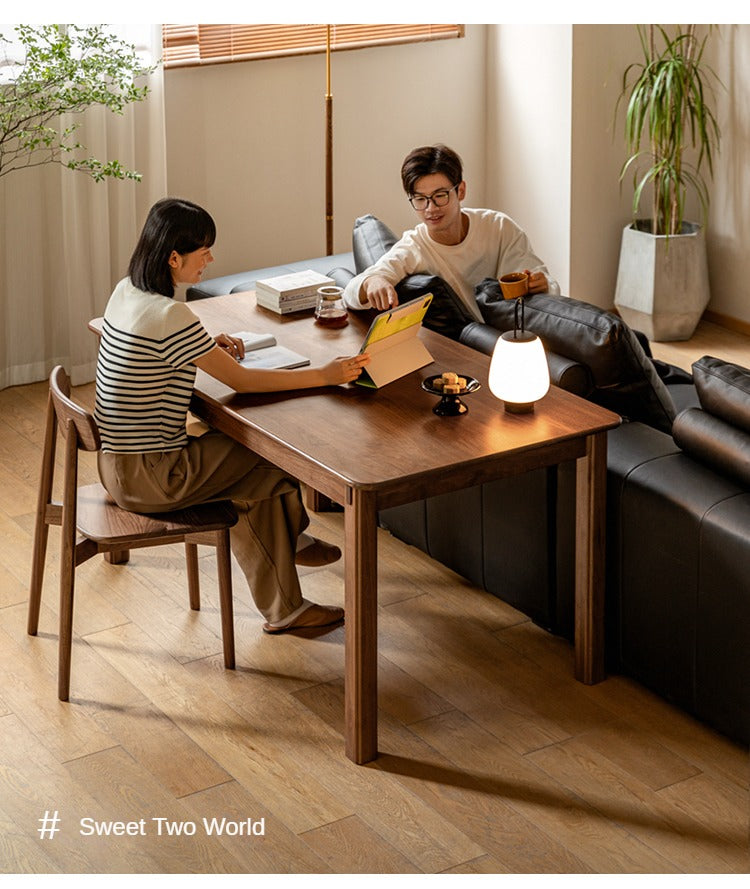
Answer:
[{"left": 499, "top": 272, "right": 529, "bottom": 300}]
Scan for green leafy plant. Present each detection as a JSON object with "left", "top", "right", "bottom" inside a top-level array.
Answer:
[
  {"left": 618, "top": 24, "right": 720, "bottom": 236},
  {"left": 0, "top": 24, "right": 155, "bottom": 181}
]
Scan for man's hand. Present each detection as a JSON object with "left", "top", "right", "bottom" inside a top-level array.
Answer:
[
  {"left": 525, "top": 270, "right": 549, "bottom": 294},
  {"left": 360, "top": 275, "right": 398, "bottom": 311}
]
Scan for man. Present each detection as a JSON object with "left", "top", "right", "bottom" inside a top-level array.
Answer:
[{"left": 343, "top": 144, "right": 559, "bottom": 322}]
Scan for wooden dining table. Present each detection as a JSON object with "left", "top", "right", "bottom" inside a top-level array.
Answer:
[{"left": 92, "top": 291, "right": 621, "bottom": 764}]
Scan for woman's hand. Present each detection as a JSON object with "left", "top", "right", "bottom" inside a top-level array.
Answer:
[
  {"left": 214, "top": 332, "right": 245, "bottom": 360},
  {"left": 321, "top": 353, "right": 370, "bottom": 385}
]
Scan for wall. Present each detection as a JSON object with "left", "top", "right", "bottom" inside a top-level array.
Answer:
[
  {"left": 706, "top": 25, "right": 750, "bottom": 326},
  {"left": 485, "top": 25, "right": 573, "bottom": 296},
  {"left": 164, "top": 26, "right": 487, "bottom": 280},
  {"left": 165, "top": 23, "right": 750, "bottom": 328},
  {"left": 569, "top": 25, "right": 639, "bottom": 309}
]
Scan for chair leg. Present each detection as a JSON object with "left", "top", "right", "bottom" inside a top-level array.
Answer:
[
  {"left": 216, "top": 529, "right": 235, "bottom": 669},
  {"left": 58, "top": 539, "right": 75, "bottom": 703},
  {"left": 57, "top": 425, "right": 80, "bottom": 703},
  {"left": 28, "top": 519, "right": 50, "bottom": 636},
  {"left": 185, "top": 542, "right": 200, "bottom": 610},
  {"left": 29, "top": 390, "right": 57, "bottom": 636}
]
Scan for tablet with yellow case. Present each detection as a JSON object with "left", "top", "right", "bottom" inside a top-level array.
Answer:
[{"left": 356, "top": 294, "right": 434, "bottom": 388}]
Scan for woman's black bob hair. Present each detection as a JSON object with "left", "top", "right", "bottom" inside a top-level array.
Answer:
[{"left": 128, "top": 197, "right": 216, "bottom": 297}]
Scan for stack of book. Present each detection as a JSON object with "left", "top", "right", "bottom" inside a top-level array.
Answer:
[{"left": 255, "top": 269, "right": 335, "bottom": 314}]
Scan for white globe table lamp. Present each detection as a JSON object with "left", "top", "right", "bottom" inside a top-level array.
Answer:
[{"left": 488, "top": 298, "right": 550, "bottom": 413}]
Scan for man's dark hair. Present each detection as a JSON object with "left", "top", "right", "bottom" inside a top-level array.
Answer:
[
  {"left": 128, "top": 197, "right": 216, "bottom": 297},
  {"left": 400, "top": 144, "right": 464, "bottom": 195}
]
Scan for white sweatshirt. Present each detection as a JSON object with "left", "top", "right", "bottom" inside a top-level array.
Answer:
[{"left": 343, "top": 208, "right": 560, "bottom": 321}]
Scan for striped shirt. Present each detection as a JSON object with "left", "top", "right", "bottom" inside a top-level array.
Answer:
[{"left": 95, "top": 278, "right": 216, "bottom": 453}]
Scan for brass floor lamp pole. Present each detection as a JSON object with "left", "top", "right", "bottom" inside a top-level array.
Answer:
[
  {"left": 306, "top": 27, "right": 336, "bottom": 514},
  {"left": 325, "top": 25, "right": 333, "bottom": 256}
]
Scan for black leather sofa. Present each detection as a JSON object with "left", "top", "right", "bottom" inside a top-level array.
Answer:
[{"left": 189, "top": 215, "right": 749, "bottom": 747}]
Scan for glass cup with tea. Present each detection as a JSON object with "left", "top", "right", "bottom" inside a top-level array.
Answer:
[{"left": 315, "top": 286, "right": 349, "bottom": 328}]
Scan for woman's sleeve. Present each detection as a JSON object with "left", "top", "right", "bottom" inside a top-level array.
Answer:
[{"left": 161, "top": 302, "right": 217, "bottom": 368}]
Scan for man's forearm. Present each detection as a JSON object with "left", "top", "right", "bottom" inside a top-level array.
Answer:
[{"left": 343, "top": 235, "right": 419, "bottom": 310}]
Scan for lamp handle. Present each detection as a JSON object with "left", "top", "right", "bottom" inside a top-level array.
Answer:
[{"left": 514, "top": 297, "right": 525, "bottom": 338}]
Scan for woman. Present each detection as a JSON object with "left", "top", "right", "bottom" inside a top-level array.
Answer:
[{"left": 95, "top": 198, "right": 369, "bottom": 634}]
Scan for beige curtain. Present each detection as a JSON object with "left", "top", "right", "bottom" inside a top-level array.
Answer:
[{"left": 0, "top": 24, "right": 167, "bottom": 389}]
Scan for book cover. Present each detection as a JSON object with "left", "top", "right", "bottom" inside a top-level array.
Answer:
[{"left": 255, "top": 269, "right": 334, "bottom": 299}]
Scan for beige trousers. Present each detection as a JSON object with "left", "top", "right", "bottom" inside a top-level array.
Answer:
[{"left": 97, "top": 431, "right": 309, "bottom": 623}]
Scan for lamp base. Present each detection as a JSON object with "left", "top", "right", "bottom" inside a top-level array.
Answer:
[{"left": 503, "top": 401, "right": 535, "bottom": 414}]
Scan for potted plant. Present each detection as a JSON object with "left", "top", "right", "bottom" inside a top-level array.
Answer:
[{"left": 613, "top": 24, "right": 720, "bottom": 341}]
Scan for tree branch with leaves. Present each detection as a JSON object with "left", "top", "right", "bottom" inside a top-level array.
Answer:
[{"left": 0, "top": 24, "right": 155, "bottom": 182}]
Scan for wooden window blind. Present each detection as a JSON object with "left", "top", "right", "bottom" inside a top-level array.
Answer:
[{"left": 162, "top": 24, "right": 464, "bottom": 69}]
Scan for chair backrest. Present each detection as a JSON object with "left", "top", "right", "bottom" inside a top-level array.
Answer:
[{"left": 49, "top": 366, "right": 101, "bottom": 453}]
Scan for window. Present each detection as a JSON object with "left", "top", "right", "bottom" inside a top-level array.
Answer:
[
  {"left": 1, "top": 24, "right": 155, "bottom": 84},
  {"left": 162, "top": 24, "right": 464, "bottom": 69}
]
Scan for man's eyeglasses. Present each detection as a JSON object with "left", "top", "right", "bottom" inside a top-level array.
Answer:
[{"left": 408, "top": 184, "right": 459, "bottom": 211}]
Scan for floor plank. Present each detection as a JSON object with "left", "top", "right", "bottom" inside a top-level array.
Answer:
[{"left": 300, "top": 814, "right": 420, "bottom": 873}]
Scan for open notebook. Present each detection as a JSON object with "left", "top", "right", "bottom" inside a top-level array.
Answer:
[{"left": 232, "top": 330, "right": 310, "bottom": 370}]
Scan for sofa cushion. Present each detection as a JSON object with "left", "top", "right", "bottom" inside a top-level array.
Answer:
[
  {"left": 612, "top": 449, "right": 744, "bottom": 713},
  {"left": 695, "top": 493, "right": 750, "bottom": 744},
  {"left": 327, "top": 267, "right": 356, "bottom": 289},
  {"left": 692, "top": 355, "right": 750, "bottom": 433},
  {"left": 672, "top": 407, "right": 750, "bottom": 487},
  {"left": 352, "top": 214, "right": 398, "bottom": 273},
  {"left": 395, "top": 274, "right": 477, "bottom": 341},
  {"left": 475, "top": 280, "right": 676, "bottom": 433}
]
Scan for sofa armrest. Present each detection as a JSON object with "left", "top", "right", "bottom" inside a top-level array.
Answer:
[
  {"left": 546, "top": 352, "right": 594, "bottom": 397},
  {"left": 459, "top": 322, "right": 593, "bottom": 396},
  {"left": 458, "top": 320, "right": 500, "bottom": 355}
]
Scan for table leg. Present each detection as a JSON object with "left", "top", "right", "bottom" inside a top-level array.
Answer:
[
  {"left": 574, "top": 430, "right": 607, "bottom": 684},
  {"left": 344, "top": 485, "right": 379, "bottom": 763}
]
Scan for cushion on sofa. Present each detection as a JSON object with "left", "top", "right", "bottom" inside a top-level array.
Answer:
[
  {"left": 475, "top": 280, "right": 676, "bottom": 433},
  {"left": 692, "top": 356, "right": 750, "bottom": 433},
  {"left": 396, "top": 274, "right": 478, "bottom": 341},
  {"left": 672, "top": 407, "right": 750, "bottom": 488},
  {"left": 327, "top": 267, "right": 356, "bottom": 289},
  {"left": 353, "top": 214, "right": 398, "bottom": 273}
]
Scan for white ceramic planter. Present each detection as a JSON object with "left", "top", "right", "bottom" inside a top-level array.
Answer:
[{"left": 614, "top": 221, "right": 710, "bottom": 342}]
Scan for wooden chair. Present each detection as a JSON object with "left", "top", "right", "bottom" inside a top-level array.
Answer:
[{"left": 28, "top": 366, "right": 239, "bottom": 701}]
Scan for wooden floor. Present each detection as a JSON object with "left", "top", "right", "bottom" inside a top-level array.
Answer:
[
  {"left": 649, "top": 318, "right": 750, "bottom": 372},
  {"left": 1, "top": 320, "right": 748, "bottom": 875}
]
